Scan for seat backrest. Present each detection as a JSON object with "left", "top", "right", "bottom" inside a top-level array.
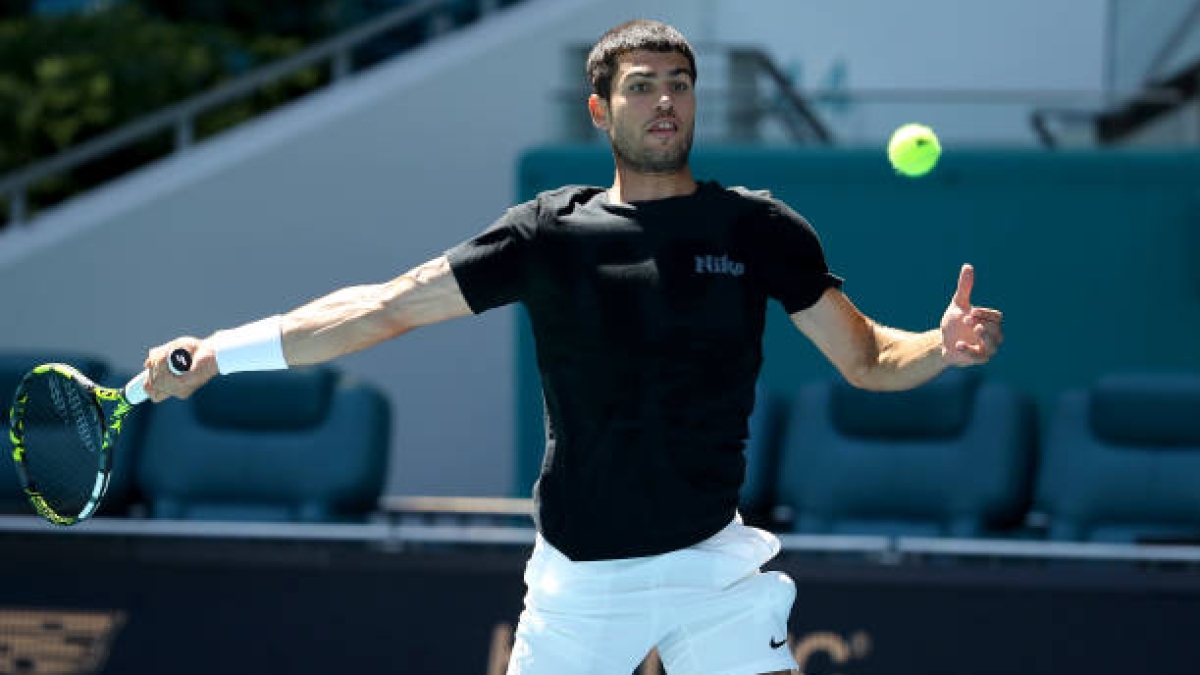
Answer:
[
  {"left": 776, "top": 369, "right": 1036, "bottom": 537},
  {"left": 137, "top": 368, "right": 389, "bottom": 522},
  {"left": 0, "top": 353, "right": 143, "bottom": 516},
  {"left": 1035, "top": 372, "right": 1200, "bottom": 542}
]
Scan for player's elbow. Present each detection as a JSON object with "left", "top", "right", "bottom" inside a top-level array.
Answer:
[
  {"left": 840, "top": 362, "right": 879, "bottom": 391},
  {"left": 838, "top": 344, "right": 897, "bottom": 391},
  {"left": 840, "top": 320, "right": 894, "bottom": 391}
]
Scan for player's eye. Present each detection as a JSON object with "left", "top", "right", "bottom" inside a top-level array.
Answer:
[
  {"left": 671, "top": 81, "right": 691, "bottom": 92},
  {"left": 629, "top": 82, "right": 649, "bottom": 93}
]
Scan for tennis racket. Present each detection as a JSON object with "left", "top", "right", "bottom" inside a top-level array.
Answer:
[{"left": 7, "top": 348, "right": 192, "bottom": 525}]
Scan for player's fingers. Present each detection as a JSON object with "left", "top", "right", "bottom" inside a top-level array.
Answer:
[
  {"left": 952, "top": 264, "right": 974, "bottom": 307},
  {"left": 954, "top": 347, "right": 987, "bottom": 366},
  {"left": 975, "top": 328, "right": 1003, "bottom": 358},
  {"left": 977, "top": 321, "right": 1003, "bottom": 346},
  {"left": 956, "top": 337, "right": 994, "bottom": 362},
  {"left": 971, "top": 323, "right": 993, "bottom": 343},
  {"left": 142, "top": 368, "right": 167, "bottom": 403},
  {"left": 172, "top": 338, "right": 219, "bottom": 400},
  {"left": 143, "top": 346, "right": 165, "bottom": 392},
  {"left": 159, "top": 340, "right": 195, "bottom": 396},
  {"left": 970, "top": 307, "right": 1002, "bottom": 323},
  {"left": 144, "top": 338, "right": 201, "bottom": 401}
]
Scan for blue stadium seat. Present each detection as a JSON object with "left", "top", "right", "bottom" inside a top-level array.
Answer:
[
  {"left": 137, "top": 367, "right": 390, "bottom": 522},
  {"left": 0, "top": 353, "right": 143, "bottom": 516},
  {"left": 775, "top": 369, "right": 1036, "bottom": 537},
  {"left": 1035, "top": 373, "right": 1200, "bottom": 543}
]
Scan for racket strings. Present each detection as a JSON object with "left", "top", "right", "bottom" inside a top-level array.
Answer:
[{"left": 16, "top": 373, "right": 107, "bottom": 518}]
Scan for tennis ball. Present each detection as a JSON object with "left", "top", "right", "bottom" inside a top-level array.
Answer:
[{"left": 888, "top": 123, "right": 941, "bottom": 177}]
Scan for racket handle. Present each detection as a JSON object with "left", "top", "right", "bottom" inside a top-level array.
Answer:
[
  {"left": 168, "top": 348, "right": 193, "bottom": 376},
  {"left": 125, "top": 372, "right": 150, "bottom": 405},
  {"left": 124, "top": 348, "right": 194, "bottom": 405}
]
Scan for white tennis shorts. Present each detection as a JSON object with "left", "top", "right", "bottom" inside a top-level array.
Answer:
[{"left": 506, "top": 515, "right": 798, "bottom": 675}]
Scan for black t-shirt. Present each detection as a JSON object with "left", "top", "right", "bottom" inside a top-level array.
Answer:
[{"left": 446, "top": 181, "right": 842, "bottom": 560}]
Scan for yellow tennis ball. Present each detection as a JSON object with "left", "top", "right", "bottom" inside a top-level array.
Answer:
[{"left": 888, "top": 123, "right": 941, "bottom": 177}]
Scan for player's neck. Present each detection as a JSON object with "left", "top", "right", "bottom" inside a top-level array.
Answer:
[{"left": 608, "top": 167, "right": 697, "bottom": 205}]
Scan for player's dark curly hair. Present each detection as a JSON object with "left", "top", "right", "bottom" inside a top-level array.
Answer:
[{"left": 586, "top": 19, "right": 696, "bottom": 101}]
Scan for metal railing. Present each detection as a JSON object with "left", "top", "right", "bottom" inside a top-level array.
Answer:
[
  {"left": 2, "top": 513, "right": 1199, "bottom": 567},
  {"left": 554, "top": 33, "right": 1200, "bottom": 149},
  {"left": 787, "top": 85, "right": 1189, "bottom": 147},
  {"left": 735, "top": 48, "right": 832, "bottom": 144},
  {"left": 1142, "top": 0, "right": 1200, "bottom": 82},
  {"left": 0, "top": 0, "right": 507, "bottom": 226},
  {"left": 1031, "top": 71, "right": 1199, "bottom": 147},
  {"left": 558, "top": 46, "right": 1190, "bottom": 147}
]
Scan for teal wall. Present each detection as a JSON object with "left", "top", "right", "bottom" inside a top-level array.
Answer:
[{"left": 513, "top": 147, "right": 1200, "bottom": 495}]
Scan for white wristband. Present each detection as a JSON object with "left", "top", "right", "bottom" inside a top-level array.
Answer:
[{"left": 209, "top": 315, "right": 288, "bottom": 375}]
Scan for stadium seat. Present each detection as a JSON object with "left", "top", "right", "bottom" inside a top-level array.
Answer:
[
  {"left": 137, "top": 367, "right": 390, "bottom": 522},
  {"left": 775, "top": 369, "right": 1036, "bottom": 537},
  {"left": 0, "top": 353, "right": 143, "bottom": 516},
  {"left": 1035, "top": 373, "right": 1200, "bottom": 543}
]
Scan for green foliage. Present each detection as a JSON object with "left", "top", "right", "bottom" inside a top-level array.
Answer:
[
  {"left": 132, "top": 0, "right": 341, "bottom": 41},
  {"left": 0, "top": 5, "right": 323, "bottom": 221}
]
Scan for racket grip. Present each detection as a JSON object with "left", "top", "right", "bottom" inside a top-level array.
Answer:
[
  {"left": 124, "top": 348, "right": 194, "bottom": 405},
  {"left": 125, "top": 371, "right": 150, "bottom": 405},
  {"left": 168, "top": 348, "right": 193, "bottom": 376}
]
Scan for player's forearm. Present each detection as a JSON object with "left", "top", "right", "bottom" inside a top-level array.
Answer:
[
  {"left": 279, "top": 256, "right": 470, "bottom": 367},
  {"left": 280, "top": 283, "right": 406, "bottom": 367},
  {"left": 144, "top": 258, "right": 469, "bottom": 401},
  {"left": 854, "top": 322, "right": 947, "bottom": 391}
]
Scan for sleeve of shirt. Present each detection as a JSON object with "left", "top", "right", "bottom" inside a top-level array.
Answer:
[
  {"left": 759, "top": 199, "right": 844, "bottom": 314},
  {"left": 444, "top": 199, "right": 538, "bottom": 314}
]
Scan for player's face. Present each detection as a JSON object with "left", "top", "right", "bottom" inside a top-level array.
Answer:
[{"left": 599, "top": 50, "right": 696, "bottom": 174}]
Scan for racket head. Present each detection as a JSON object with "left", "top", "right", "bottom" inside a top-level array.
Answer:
[{"left": 8, "top": 364, "right": 129, "bottom": 525}]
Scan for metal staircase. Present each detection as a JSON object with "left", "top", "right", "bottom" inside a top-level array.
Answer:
[{"left": 1031, "top": 0, "right": 1200, "bottom": 148}]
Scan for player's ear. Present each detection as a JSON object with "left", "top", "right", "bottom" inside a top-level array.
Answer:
[{"left": 588, "top": 94, "right": 609, "bottom": 130}]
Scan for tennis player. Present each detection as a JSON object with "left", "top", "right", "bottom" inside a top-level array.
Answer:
[{"left": 144, "top": 19, "right": 1003, "bottom": 675}]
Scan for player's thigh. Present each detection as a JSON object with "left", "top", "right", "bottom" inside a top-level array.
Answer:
[
  {"left": 656, "top": 571, "right": 798, "bottom": 675},
  {"left": 505, "top": 606, "right": 653, "bottom": 675}
]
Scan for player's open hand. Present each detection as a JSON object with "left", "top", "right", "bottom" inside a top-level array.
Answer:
[
  {"left": 940, "top": 264, "right": 1003, "bottom": 366},
  {"left": 143, "top": 338, "right": 219, "bottom": 402}
]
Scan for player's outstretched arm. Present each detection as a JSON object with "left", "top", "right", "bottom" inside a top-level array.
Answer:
[
  {"left": 143, "top": 255, "right": 471, "bottom": 401},
  {"left": 283, "top": 255, "right": 471, "bottom": 366},
  {"left": 790, "top": 264, "right": 1003, "bottom": 392}
]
